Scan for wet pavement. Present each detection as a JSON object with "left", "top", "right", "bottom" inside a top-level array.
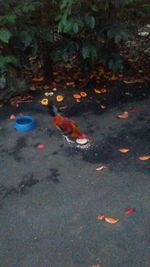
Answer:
[{"left": 0, "top": 86, "right": 150, "bottom": 267}]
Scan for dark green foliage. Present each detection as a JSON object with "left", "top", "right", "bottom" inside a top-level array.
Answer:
[{"left": 0, "top": 0, "right": 149, "bottom": 97}]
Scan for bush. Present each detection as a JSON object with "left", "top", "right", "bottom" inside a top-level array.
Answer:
[
  {"left": 57, "top": 0, "right": 150, "bottom": 71},
  {"left": 0, "top": 0, "right": 150, "bottom": 98}
]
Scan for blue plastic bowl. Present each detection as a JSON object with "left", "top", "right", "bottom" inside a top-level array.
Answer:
[{"left": 14, "top": 116, "right": 36, "bottom": 132}]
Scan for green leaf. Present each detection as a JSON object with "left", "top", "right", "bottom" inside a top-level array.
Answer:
[
  {"left": 60, "top": 0, "right": 68, "bottom": 10},
  {"left": 115, "top": 33, "right": 122, "bottom": 43},
  {"left": 91, "top": 46, "right": 97, "bottom": 57},
  {"left": 90, "top": 16, "right": 95, "bottom": 29},
  {"left": 82, "top": 47, "right": 90, "bottom": 59},
  {"left": 73, "top": 22, "right": 79, "bottom": 33},
  {"left": 22, "top": 3, "right": 38, "bottom": 13},
  {"left": 0, "top": 74, "right": 6, "bottom": 89},
  {"left": 0, "top": 28, "right": 12, "bottom": 43},
  {"left": 7, "top": 15, "right": 17, "bottom": 24},
  {"left": 0, "top": 55, "right": 20, "bottom": 69},
  {"left": 63, "top": 20, "right": 73, "bottom": 33},
  {"left": 90, "top": 4, "right": 98, "bottom": 12},
  {"left": 20, "top": 31, "right": 33, "bottom": 47},
  {"left": 0, "top": 15, "right": 17, "bottom": 25},
  {"left": 85, "top": 14, "right": 95, "bottom": 29},
  {"left": 31, "top": 41, "right": 38, "bottom": 54},
  {"left": 0, "top": 56, "right": 6, "bottom": 68},
  {"left": 6, "top": 55, "right": 20, "bottom": 67},
  {"left": 142, "top": 4, "right": 150, "bottom": 9}
]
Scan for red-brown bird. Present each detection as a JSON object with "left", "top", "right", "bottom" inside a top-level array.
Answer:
[{"left": 48, "top": 101, "right": 86, "bottom": 139}]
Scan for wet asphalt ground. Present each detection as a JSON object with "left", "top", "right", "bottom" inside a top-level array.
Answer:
[{"left": 0, "top": 84, "right": 150, "bottom": 267}]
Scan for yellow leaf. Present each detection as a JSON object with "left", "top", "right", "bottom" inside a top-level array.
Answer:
[
  {"left": 40, "top": 98, "right": 48, "bottom": 106},
  {"left": 56, "top": 95, "right": 64, "bottom": 102}
]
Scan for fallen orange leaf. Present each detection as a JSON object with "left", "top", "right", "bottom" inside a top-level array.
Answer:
[
  {"left": 97, "top": 214, "right": 105, "bottom": 221},
  {"left": 73, "top": 94, "right": 81, "bottom": 99},
  {"left": 117, "top": 111, "right": 129, "bottom": 119},
  {"left": 138, "top": 155, "right": 150, "bottom": 161},
  {"left": 119, "top": 148, "right": 130, "bottom": 153},
  {"left": 10, "top": 114, "right": 16, "bottom": 120},
  {"left": 94, "top": 88, "right": 102, "bottom": 94},
  {"left": 105, "top": 216, "right": 119, "bottom": 224},
  {"left": 80, "top": 91, "right": 87, "bottom": 97},
  {"left": 32, "top": 76, "right": 44, "bottom": 82}
]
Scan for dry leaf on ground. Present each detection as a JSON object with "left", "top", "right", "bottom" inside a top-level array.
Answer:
[
  {"left": 94, "top": 88, "right": 102, "bottom": 94},
  {"left": 96, "top": 165, "right": 107, "bottom": 171},
  {"left": 73, "top": 94, "right": 81, "bottom": 99},
  {"left": 138, "top": 155, "right": 150, "bottom": 161},
  {"left": 117, "top": 111, "right": 129, "bottom": 119},
  {"left": 80, "top": 91, "right": 87, "bottom": 97},
  {"left": 45, "top": 92, "right": 54, "bottom": 97},
  {"left": 119, "top": 148, "right": 130, "bottom": 153},
  {"left": 32, "top": 76, "right": 44, "bottom": 82},
  {"left": 56, "top": 95, "right": 64, "bottom": 102},
  {"left": 10, "top": 114, "right": 16, "bottom": 120},
  {"left": 124, "top": 207, "right": 136, "bottom": 215},
  {"left": 105, "top": 216, "right": 119, "bottom": 224},
  {"left": 40, "top": 98, "right": 48, "bottom": 106},
  {"left": 97, "top": 215, "right": 105, "bottom": 221}
]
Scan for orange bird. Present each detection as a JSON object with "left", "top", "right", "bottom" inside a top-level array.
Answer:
[{"left": 48, "top": 102, "right": 86, "bottom": 139}]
